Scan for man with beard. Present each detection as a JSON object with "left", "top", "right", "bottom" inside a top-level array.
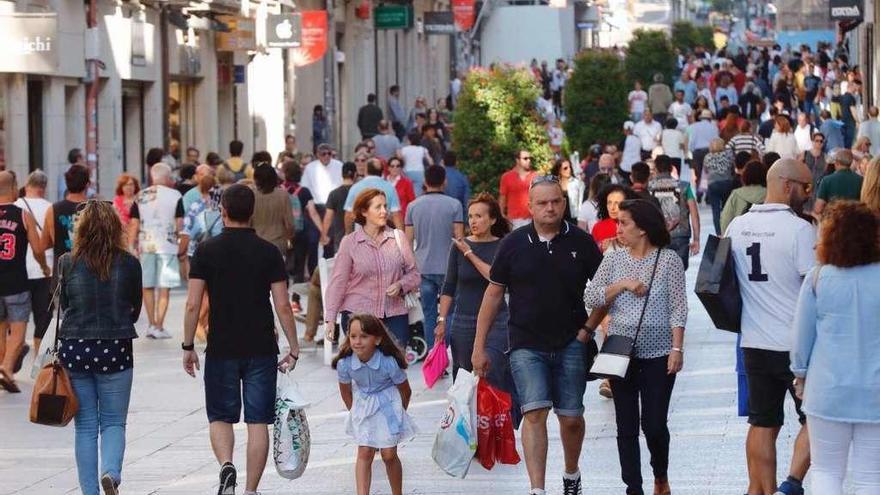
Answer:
[{"left": 725, "top": 158, "right": 815, "bottom": 495}]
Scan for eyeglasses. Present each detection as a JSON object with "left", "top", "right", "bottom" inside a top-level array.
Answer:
[
  {"left": 530, "top": 175, "right": 559, "bottom": 188},
  {"left": 781, "top": 176, "right": 812, "bottom": 194}
]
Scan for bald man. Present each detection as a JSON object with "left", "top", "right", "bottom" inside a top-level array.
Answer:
[
  {"left": 182, "top": 164, "right": 217, "bottom": 212},
  {"left": 725, "top": 158, "right": 814, "bottom": 495},
  {"left": 0, "top": 171, "right": 49, "bottom": 392}
]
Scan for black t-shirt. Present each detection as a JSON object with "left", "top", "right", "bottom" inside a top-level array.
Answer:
[
  {"left": 0, "top": 204, "right": 29, "bottom": 296},
  {"left": 840, "top": 93, "right": 857, "bottom": 124},
  {"left": 189, "top": 227, "right": 287, "bottom": 358},
  {"left": 127, "top": 199, "right": 184, "bottom": 220},
  {"left": 489, "top": 221, "right": 602, "bottom": 351},
  {"left": 325, "top": 184, "right": 351, "bottom": 243},
  {"left": 52, "top": 199, "right": 83, "bottom": 258}
]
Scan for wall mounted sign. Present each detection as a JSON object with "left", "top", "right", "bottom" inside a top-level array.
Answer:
[
  {"left": 0, "top": 13, "right": 58, "bottom": 73},
  {"left": 266, "top": 14, "right": 302, "bottom": 48}
]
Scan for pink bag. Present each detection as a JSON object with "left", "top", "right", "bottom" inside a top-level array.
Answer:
[{"left": 422, "top": 341, "right": 449, "bottom": 388}]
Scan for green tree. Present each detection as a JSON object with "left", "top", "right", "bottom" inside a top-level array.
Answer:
[
  {"left": 624, "top": 29, "right": 676, "bottom": 88},
  {"left": 452, "top": 66, "right": 553, "bottom": 196},
  {"left": 672, "top": 21, "right": 715, "bottom": 53},
  {"left": 563, "top": 50, "right": 629, "bottom": 155}
]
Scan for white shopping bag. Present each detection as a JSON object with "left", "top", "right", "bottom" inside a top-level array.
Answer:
[
  {"left": 431, "top": 369, "right": 478, "bottom": 478},
  {"left": 273, "top": 372, "right": 311, "bottom": 480}
]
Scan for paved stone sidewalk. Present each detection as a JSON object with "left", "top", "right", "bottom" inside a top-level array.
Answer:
[{"left": 0, "top": 209, "right": 810, "bottom": 495}]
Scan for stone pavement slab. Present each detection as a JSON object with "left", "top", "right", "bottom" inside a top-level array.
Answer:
[{"left": 0, "top": 207, "right": 829, "bottom": 494}]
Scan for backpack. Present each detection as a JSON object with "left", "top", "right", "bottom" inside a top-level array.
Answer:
[
  {"left": 222, "top": 158, "right": 250, "bottom": 182},
  {"left": 194, "top": 210, "right": 223, "bottom": 245},
  {"left": 648, "top": 176, "right": 690, "bottom": 238},
  {"left": 286, "top": 185, "right": 305, "bottom": 233}
]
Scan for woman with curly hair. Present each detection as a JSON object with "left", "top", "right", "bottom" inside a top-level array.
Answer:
[
  {"left": 591, "top": 184, "right": 637, "bottom": 252},
  {"left": 791, "top": 201, "right": 880, "bottom": 495}
]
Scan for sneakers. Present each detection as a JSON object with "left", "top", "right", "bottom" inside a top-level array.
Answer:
[
  {"left": 100, "top": 473, "right": 119, "bottom": 495},
  {"left": 218, "top": 462, "right": 236, "bottom": 495},
  {"left": 146, "top": 326, "right": 172, "bottom": 339},
  {"left": 563, "top": 473, "right": 583, "bottom": 495},
  {"left": 775, "top": 478, "right": 805, "bottom": 495}
]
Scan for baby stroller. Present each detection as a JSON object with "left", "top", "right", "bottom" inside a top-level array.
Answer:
[{"left": 405, "top": 321, "right": 428, "bottom": 365}]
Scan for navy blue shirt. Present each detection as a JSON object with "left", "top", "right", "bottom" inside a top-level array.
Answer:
[
  {"left": 489, "top": 221, "right": 602, "bottom": 351},
  {"left": 443, "top": 166, "right": 471, "bottom": 221}
]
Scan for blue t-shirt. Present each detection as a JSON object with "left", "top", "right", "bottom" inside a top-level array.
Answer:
[
  {"left": 443, "top": 166, "right": 471, "bottom": 221},
  {"left": 343, "top": 176, "right": 401, "bottom": 213}
]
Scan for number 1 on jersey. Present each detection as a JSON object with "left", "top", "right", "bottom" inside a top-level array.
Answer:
[{"left": 746, "top": 242, "right": 768, "bottom": 282}]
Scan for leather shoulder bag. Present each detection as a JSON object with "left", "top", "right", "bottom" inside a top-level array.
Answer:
[{"left": 589, "top": 249, "right": 662, "bottom": 380}]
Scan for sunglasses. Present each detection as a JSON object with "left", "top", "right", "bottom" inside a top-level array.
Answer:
[
  {"left": 781, "top": 176, "right": 812, "bottom": 194},
  {"left": 75, "top": 199, "right": 113, "bottom": 213},
  {"left": 388, "top": 163, "right": 402, "bottom": 168},
  {"left": 530, "top": 175, "right": 559, "bottom": 188},
  {"left": 319, "top": 151, "right": 331, "bottom": 156}
]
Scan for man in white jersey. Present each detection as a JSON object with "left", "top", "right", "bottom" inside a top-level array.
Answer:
[{"left": 725, "top": 158, "right": 815, "bottom": 495}]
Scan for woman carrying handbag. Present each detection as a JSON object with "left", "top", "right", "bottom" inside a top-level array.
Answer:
[
  {"left": 584, "top": 199, "right": 688, "bottom": 495},
  {"left": 56, "top": 200, "right": 142, "bottom": 495}
]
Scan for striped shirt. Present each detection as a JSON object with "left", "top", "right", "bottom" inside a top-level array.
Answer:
[
  {"left": 324, "top": 227, "right": 421, "bottom": 324},
  {"left": 727, "top": 133, "right": 764, "bottom": 156}
]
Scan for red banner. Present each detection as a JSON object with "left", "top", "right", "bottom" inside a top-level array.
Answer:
[
  {"left": 291, "top": 11, "right": 327, "bottom": 67},
  {"left": 452, "top": 0, "right": 475, "bottom": 31}
]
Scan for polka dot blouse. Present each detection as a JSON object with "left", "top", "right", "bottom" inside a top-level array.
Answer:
[
  {"left": 59, "top": 338, "right": 133, "bottom": 373},
  {"left": 584, "top": 247, "right": 688, "bottom": 359}
]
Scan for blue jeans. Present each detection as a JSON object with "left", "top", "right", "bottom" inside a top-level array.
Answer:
[
  {"left": 70, "top": 368, "right": 134, "bottom": 495},
  {"left": 707, "top": 179, "right": 734, "bottom": 235},
  {"left": 509, "top": 338, "right": 588, "bottom": 417},
  {"left": 420, "top": 274, "right": 445, "bottom": 349}
]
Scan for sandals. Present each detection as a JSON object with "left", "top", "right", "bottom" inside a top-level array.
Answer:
[{"left": 0, "top": 369, "right": 20, "bottom": 393}]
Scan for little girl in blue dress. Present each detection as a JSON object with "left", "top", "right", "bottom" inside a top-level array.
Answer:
[{"left": 332, "top": 314, "right": 417, "bottom": 495}]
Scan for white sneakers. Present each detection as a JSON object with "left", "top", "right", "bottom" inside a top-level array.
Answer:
[{"left": 146, "top": 325, "right": 172, "bottom": 339}]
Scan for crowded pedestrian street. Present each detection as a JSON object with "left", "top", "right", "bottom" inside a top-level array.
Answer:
[{"left": 0, "top": 207, "right": 803, "bottom": 495}]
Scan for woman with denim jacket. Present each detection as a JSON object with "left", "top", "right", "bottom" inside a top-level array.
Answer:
[
  {"left": 58, "top": 200, "right": 142, "bottom": 495},
  {"left": 791, "top": 201, "right": 880, "bottom": 495}
]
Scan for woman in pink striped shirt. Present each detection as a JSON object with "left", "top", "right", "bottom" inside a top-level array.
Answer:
[{"left": 324, "top": 188, "right": 420, "bottom": 347}]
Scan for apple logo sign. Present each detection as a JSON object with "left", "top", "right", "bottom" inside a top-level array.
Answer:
[{"left": 276, "top": 19, "right": 293, "bottom": 39}]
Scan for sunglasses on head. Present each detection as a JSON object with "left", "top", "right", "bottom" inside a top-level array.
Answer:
[
  {"left": 75, "top": 199, "right": 113, "bottom": 213},
  {"left": 529, "top": 175, "right": 559, "bottom": 189}
]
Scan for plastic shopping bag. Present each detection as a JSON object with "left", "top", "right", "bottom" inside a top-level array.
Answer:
[
  {"left": 273, "top": 373, "right": 311, "bottom": 480},
  {"left": 476, "top": 380, "right": 521, "bottom": 470},
  {"left": 432, "top": 369, "right": 478, "bottom": 478},
  {"left": 422, "top": 341, "right": 449, "bottom": 389}
]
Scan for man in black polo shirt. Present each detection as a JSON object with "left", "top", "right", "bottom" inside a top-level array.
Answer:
[
  {"left": 473, "top": 177, "right": 603, "bottom": 495},
  {"left": 182, "top": 184, "right": 300, "bottom": 495}
]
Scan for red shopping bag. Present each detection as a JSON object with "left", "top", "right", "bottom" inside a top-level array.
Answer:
[
  {"left": 422, "top": 341, "right": 449, "bottom": 388},
  {"left": 476, "top": 380, "right": 521, "bottom": 469}
]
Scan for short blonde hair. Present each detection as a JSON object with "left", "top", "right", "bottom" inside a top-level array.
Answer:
[{"left": 709, "top": 138, "right": 726, "bottom": 153}]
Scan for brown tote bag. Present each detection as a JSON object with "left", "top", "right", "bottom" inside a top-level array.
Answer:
[{"left": 29, "top": 256, "right": 78, "bottom": 427}]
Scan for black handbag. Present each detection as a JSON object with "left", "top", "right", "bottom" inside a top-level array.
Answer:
[
  {"left": 694, "top": 235, "right": 742, "bottom": 332},
  {"left": 589, "top": 250, "right": 661, "bottom": 380}
]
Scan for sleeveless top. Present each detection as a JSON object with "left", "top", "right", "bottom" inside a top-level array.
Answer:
[{"left": 0, "top": 203, "right": 29, "bottom": 296}]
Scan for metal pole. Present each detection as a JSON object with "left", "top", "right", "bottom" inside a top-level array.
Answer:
[
  {"left": 85, "top": 0, "right": 100, "bottom": 192},
  {"left": 323, "top": 0, "right": 336, "bottom": 148}
]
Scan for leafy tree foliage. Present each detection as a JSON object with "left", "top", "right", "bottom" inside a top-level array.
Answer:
[{"left": 563, "top": 50, "right": 630, "bottom": 154}]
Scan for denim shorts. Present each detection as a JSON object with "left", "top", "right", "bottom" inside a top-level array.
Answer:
[
  {"left": 0, "top": 291, "right": 31, "bottom": 323},
  {"left": 139, "top": 253, "right": 181, "bottom": 289},
  {"left": 509, "top": 338, "right": 587, "bottom": 417},
  {"left": 204, "top": 355, "right": 277, "bottom": 424}
]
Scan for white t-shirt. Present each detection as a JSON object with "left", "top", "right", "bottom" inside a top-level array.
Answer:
[
  {"left": 136, "top": 185, "right": 183, "bottom": 255},
  {"left": 302, "top": 158, "right": 343, "bottom": 204},
  {"left": 620, "top": 135, "right": 642, "bottom": 173},
  {"left": 726, "top": 204, "right": 816, "bottom": 352},
  {"left": 577, "top": 199, "right": 599, "bottom": 233},
  {"left": 14, "top": 197, "right": 53, "bottom": 279},
  {"left": 794, "top": 124, "right": 813, "bottom": 153},
  {"left": 661, "top": 129, "right": 686, "bottom": 159},
  {"left": 628, "top": 90, "right": 648, "bottom": 114},
  {"left": 668, "top": 101, "right": 693, "bottom": 128},
  {"left": 400, "top": 145, "right": 428, "bottom": 174},
  {"left": 633, "top": 120, "right": 662, "bottom": 151}
]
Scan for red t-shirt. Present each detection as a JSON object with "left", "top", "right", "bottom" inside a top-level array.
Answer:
[
  {"left": 499, "top": 169, "right": 536, "bottom": 220},
  {"left": 591, "top": 218, "right": 618, "bottom": 251}
]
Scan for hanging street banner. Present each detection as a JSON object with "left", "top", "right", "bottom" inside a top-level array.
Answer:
[
  {"left": 291, "top": 11, "right": 327, "bottom": 67},
  {"left": 452, "top": 0, "right": 476, "bottom": 31}
]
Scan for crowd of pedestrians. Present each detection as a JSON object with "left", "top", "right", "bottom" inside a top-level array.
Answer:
[{"left": 0, "top": 38, "right": 879, "bottom": 495}]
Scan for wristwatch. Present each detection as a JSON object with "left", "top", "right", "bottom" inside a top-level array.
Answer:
[
  {"left": 437, "top": 316, "right": 446, "bottom": 323},
  {"left": 181, "top": 342, "right": 195, "bottom": 351}
]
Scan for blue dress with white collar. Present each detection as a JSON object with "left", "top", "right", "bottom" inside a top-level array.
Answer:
[{"left": 337, "top": 351, "right": 417, "bottom": 448}]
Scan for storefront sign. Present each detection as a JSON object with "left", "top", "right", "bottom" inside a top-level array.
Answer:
[
  {"left": 0, "top": 14, "right": 58, "bottom": 73},
  {"left": 374, "top": 5, "right": 413, "bottom": 30},
  {"left": 291, "top": 11, "right": 327, "bottom": 67},
  {"left": 830, "top": 0, "right": 863, "bottom": 21},
  {"left": 424, "top": 12, "right": 455, "bottom": 35},
  {"left": 451, "top": 0, "right": 476, "bottom": 31},
  {"left": 215, "top": 15, "right": 256, "bottom": 51},
  {"left": 266, "top": 14, "right": 302, "bottom": 48}
]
